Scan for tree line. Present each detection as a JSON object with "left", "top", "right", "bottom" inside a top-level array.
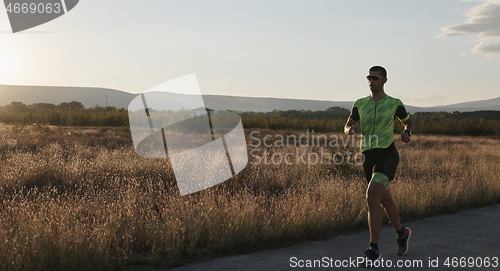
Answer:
[
  {"left": 1, "top": 101, "right": 499, "bottom": 136},
  {"left": 0, "top": 101, "right": 128, "bottom": 127},
  {"left": 239, "top": 107, "right": 500, "bottom": 136}
]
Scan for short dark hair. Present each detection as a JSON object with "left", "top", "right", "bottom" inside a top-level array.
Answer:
[{"left": 369, "top": 66, "right": 387, "bottom": 78}]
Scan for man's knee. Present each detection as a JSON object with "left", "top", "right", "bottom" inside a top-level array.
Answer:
[
  {"left": 380, "top": 197, "right": 395, "bottom": 207},
  {"left": 366, "top": 195, "right": 381, "bottom": 208},
  {"left": 366, "top": 182, "right": 386, "bottom": 206}
]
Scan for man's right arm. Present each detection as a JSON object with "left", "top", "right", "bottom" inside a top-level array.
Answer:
[{"left": 345, "top": 106, "right": 359, "bottom": 135}]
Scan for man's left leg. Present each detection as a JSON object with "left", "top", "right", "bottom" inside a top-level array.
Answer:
[
  {"left": 381, "top": 189, "right": 411, "bottom": 256},
  {"left": 381, "top": 188, "right": 402, "bottom": 232}
]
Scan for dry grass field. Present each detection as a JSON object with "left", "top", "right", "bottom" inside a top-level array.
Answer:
[{"left": 0, "top": 124, "right": 499, "bottom": 270}]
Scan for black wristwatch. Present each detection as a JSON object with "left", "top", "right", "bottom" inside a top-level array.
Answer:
[{"left": 404, "top": 130, "right": 412, "bottom": 137}]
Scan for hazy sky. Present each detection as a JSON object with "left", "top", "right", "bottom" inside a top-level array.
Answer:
[{"left": 0, "top": 0, "right": 499, "bottom": 107}]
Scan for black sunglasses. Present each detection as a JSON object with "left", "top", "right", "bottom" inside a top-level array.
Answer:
[{"left": 366, "top": 75, "right": 384, "bottom": 81}]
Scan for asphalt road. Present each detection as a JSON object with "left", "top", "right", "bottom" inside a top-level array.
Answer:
[{"left": 169, "top": 204, "right": 500, "bottom": 271}]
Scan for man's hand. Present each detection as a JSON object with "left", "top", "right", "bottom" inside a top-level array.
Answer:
[
  {"left": 347, "top": 125, "right": 358, "bottom": 135},
  {"left": 344, "top": 118, "right": 359, "bottom": 135},
  {"left": 401, "top": 118, "right": 414, "bottom": 143},
  {"left": 401, "top": 131, "right": 411, "bottom": 143}
]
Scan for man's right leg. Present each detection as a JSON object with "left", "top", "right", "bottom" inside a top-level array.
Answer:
[
  {"left": 366, "top": 180, "right": 386, "bottom": 245},
  {"left": 362, "top": 149, "right": 385, "bottom": 262},
  {"left": 364, "top": 179, "right": 386, "bottom": 263}
]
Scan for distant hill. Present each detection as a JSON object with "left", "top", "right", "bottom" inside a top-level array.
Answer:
[
  {"left": 202, "top": 95, "right": 357, "bottom": 112},
  {"left": 0, "top": 85, "right": 136, "bottom": 109},
  {"left": 421, "top": 97, "right": 500, "bottom": 112},
  {"left": 0, "top": 85, "right": 357, "bottom": 111},
  {"left": 0, "top": 84, "right": 498, "bottom": 113}
]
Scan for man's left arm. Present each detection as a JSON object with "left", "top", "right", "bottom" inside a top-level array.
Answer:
[{"left": 396, "top": 104, "right": 414, "bottom": 143}]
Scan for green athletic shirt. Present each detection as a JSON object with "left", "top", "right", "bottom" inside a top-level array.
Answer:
[{"left": 349, "top": 95, "right": 410, "bottom": 152}]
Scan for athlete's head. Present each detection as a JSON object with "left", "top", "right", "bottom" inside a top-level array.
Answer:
[
  {"left": 367, "top": 66, "right": 387, "bottom": 93},
  {"left": 369, "top": 66, "right": 387, "bottom": 78}
]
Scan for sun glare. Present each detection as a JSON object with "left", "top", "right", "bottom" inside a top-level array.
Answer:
[
  {"left": 0, "top": 44, "right": 14, "bottom": 83},
  {"left": 0, "top": 41, "right": 24, "bottom": 85}
]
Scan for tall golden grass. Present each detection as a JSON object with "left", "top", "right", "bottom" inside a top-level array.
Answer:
[{"left": 0, "top": 124, "right": 499, "bottom": 270}]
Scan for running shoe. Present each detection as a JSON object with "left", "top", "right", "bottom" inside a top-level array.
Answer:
[
  {"left": 397, "top": 227, "right": 412, "bottom": 256},
  {"left": 364, "top": 246, "right": 382, "bottom": 265}
]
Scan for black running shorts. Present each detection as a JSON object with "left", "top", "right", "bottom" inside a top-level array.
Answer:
[{"left": 362, "top": 142, "right": 399, "bottom": 183}]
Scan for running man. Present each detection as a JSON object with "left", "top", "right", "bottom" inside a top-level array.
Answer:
[{"left": 344, "top": 66, "right": 415, "bottom": 262}]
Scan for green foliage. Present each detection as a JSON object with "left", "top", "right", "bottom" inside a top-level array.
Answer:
[
  {"left": 240, "top": 107, "right": 348, "bottom": 132},
  {"left": 239, "top": 106, "right": 350, "bottom": 120},
  {"left": 1, "top": 102, "right": 499, "bottom": 136},
  {"left": 0, "top": 101, "right": 129, "bottom": 127},
  {"left": 240, "top": 108, "right": 500, "bottom": 136},
  {"left": 411, "top": 111, "right": 500, "bottom": 136}
]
